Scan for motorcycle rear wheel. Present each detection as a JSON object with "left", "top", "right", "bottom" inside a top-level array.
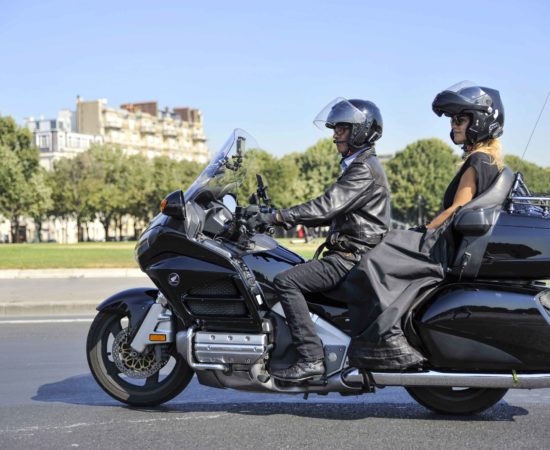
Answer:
[
  {"left": 87, "top": 309, "right": 194, "bottom": 407},
  {"left": 406, "top": 386, "right": 508, "bottom": 415}
]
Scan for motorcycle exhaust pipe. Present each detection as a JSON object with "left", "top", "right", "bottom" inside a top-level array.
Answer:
[{"left": 343, "top": 369, "right": 550, "bottom": 389}]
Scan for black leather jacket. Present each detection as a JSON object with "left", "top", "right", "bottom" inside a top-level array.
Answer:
[{"left": 280, "top": 148, "right": 391, "bottom": 253}]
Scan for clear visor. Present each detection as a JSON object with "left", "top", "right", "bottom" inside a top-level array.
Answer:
[
  {"left": 313, "top": 97, "right": 366, "bottom": 130},
  {"left": 442, "top": 80, "right": 489, "bottom": 104}
]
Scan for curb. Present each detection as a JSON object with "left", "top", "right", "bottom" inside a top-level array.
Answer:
[
  {"left": 0, "top": 268, "right": 147, "bottom": 279},
  {"left": 0, "top": 302, "right": 98, "bottom": 316}
]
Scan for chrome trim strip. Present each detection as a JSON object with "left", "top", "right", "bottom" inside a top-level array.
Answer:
[{"left": 341, "top": 369, "right": 550, "bottom": 389}]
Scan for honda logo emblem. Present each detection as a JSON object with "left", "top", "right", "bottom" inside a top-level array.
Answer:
[{"left": 168, "top": 273, "right": 180, "bottom": 286}]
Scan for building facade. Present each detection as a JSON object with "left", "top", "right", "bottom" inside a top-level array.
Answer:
[
  {"left": 25, "top": 110, "right": 104, "bottom": 170},
  {"left": 26, "top": 98, "right": 210, "bottom": 171},
  {"left": 76, "top": 98, "right": 209, "bottom": 163}
]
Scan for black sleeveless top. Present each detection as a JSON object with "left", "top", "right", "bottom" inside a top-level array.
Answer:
[{"left": 442, "top": 152, "right": 500, "bottom": 209}]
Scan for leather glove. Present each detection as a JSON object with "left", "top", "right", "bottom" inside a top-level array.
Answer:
[
  {"left": 246, "top": 211, "right": 277, "bottom": 232},
  {"left": 408, "top": 224, "right": 427, "bottom": 233}
]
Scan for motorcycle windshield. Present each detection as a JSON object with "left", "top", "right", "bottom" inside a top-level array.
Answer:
[{"left": 185, "top": 128, "right": 258, "bottom": 202}]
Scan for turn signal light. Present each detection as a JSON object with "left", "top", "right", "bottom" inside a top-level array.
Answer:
[
  {"left": 160, "top": 199, "right": 167, "bottom": 212},
  {"left": 149, "top": 334, "right": 167, "bottom": 342}
]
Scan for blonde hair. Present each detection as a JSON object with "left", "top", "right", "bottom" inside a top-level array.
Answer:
[{"left": 464, "top": 138, "right": 504, "bottom": 170}]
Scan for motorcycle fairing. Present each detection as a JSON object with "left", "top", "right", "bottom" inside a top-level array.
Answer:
[
  {"left": 417, "top": 282, "right": 550, "bottom": 370},
  {"left": 96, "top": 287, "right": 158, "bottom": 330}
]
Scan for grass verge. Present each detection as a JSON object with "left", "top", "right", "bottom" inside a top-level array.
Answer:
[{"left": 0, "top": 238, "right": 320, "bottom": 269}]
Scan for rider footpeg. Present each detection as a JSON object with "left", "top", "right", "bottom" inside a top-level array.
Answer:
[{"left": 256, "top": 374, "right": 270, "bottom": 383}]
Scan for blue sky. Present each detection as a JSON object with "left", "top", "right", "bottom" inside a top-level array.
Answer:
[{"left": 1, "top": 0, "right": 549, "bottom": 166}]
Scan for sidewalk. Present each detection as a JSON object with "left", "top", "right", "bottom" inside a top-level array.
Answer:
[
  {"left": 0, "top": 268, "right": 146, "bottom": 279},
  {"left": 0, "top": 269, "right": 152, "bottom": 317}
]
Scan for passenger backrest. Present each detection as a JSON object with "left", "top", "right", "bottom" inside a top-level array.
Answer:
[
  {"left": 456, "top": 167, "right": 515, "bottom": 214},
  {"left": 451, "top": 167, "right": 515, "bottom": 279}
]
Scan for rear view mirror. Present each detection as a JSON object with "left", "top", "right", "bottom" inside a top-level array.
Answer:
[
  {"left": 222, "top": 194, "right": 237, "bottom": 213},
  {"left": 160, "top": 190, "right": 186, "bottom": 219}
]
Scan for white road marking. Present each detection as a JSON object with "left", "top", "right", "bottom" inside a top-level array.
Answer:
[
  {"left": 0, "top": 318, "right": 94, "bottom": 325},
  {"left": 1, "top": 414, "right": 222, "bottom": 434}
]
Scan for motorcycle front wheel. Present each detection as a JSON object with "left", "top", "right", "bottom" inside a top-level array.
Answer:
[
  {"left": 406, "top": 386, "right": 508, "bottom": 415},
  {"left": 87, "top": 309, "right": 194, "bottom": 407}
]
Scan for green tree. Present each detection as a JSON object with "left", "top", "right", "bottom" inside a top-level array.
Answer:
[
  {"left": 27, "top": 167, "right": 53, "bottom": 242},
  {"left": 0, "top": 116, "right": 51, "bottom": 242},
  {"left": 504, "top": 155, "right": 550, "bottom": 194},
  {"left": 0, "top": 145, "right": 25, "bottom": 238},
  {"left": 238, "top": 149, "right": 299, "bottom": 208},
  {"left": 48, "top": 153, "right": 96, "bottom": 241},
  {"left": 85, "top": 144, "right": 128, "bottom": 240},
  {"left": 122, "top": 154, "right": 153, "bottom": 237},
  {"left": 0, "top": 116, "right": 38, "bottom": 176},
  {"left": 146, "top": 156, "right": 204, "bottom": 219},
  {"left": 290, "top": 138, "right": 341, "bottom": 204},
  {"left": 386, "top": 138, "right": 460, "bottom": 223}
]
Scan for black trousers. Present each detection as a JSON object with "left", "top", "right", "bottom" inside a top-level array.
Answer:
[{"left": 273, "top": 251, "right": 360, "bottom": 361}]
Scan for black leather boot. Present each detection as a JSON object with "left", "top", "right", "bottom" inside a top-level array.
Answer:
[
  {"left": 271, "top": 359, "right": 325, "bottom": 381},
  {"left": 348, "top": 334, "right": 426, "bottom": 370}
]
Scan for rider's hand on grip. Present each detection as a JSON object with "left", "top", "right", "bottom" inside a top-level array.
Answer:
[
  {"left": 408, "top": 224, "right": 427, "bottom": 233},
  {"left": 246, "top": 211, "right": 276, "bottom": 232}
]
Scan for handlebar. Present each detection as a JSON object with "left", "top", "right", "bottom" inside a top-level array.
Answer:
[{"left": 222, "top": 204, "right": 275, "bottom": 243}]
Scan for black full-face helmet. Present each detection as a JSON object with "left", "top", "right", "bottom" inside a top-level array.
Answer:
[
  {"left": 432, "top": 81, "right": 504, "bottom": 145},
  {"left": 314, "top": 97, "right": 383, "bottom": 149}
]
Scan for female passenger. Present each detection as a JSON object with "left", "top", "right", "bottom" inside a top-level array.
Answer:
[{"left": 344, "top": 82, "right": 506, "bottom": 370}]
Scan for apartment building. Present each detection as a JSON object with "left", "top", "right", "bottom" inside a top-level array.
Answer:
[
  {"left": 25, "top": 110, "right": 104, "bottom": 170},
  {"left": 26, "top": 97, "right": 210, "bottom": 171},
  {"left": 76, "top": 98, "right": 209, "bottom": 163}
]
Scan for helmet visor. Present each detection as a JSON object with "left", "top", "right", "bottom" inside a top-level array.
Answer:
[
  {"left": 313, "top": 97, "right": 367, "bottom": 130},
  {"left": 433, "top": 81, "right": 492, "bottom": 116}
]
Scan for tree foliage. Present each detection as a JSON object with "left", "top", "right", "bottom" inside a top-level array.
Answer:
[
  {"left": 504, "top": 155, "right": 550, "bottom": 194},
  {"left": 5, "top": 116, "right": 550, "bottom": 243},
  {"left": 46, "top": 146, "right": 204, "bottom": 240},
  {"left": 386, "top": 139, "right": 460, "bottom": 223},
  {"left": 0, "top": 116, "right": 51, "bottom": 242},
  {"left": 292, "top": 138, "right": 341, "bottom": 203}
]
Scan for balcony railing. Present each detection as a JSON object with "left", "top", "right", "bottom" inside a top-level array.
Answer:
[
  {"left": 104, "top": 118, "right": 123, "bottom": 129},
  {"left": 140, "top": 124, "right": 155, "bottom": 134},
  {"left": 163, "top": 127, "right": 178, "bottom": 137}
]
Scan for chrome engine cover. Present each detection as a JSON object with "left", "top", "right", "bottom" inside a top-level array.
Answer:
[{"left": 193, "top": 331, "right": 268, "bottom": 364}]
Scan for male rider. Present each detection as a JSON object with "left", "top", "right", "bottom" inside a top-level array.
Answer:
[{"left": 249, "top": 98, "right": 391, "bottom": 381}]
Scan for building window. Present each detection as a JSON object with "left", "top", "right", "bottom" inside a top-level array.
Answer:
[{"left": 39, "top": 135, "right": 50, "bottom": 149}]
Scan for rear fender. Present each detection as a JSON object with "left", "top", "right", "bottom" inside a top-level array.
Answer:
[{"left": 97, "top": 288, "right": 158, "bottom": 330}]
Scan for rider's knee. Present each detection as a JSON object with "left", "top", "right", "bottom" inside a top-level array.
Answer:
[{"left": 273, "top": 270, "right": 295, "bottom": 291}]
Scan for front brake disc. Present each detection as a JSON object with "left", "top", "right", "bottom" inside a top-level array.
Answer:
[{"left": 112, "top": 328, "right": 169, "bottom": 379}]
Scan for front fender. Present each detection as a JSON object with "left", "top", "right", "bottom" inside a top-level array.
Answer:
[{"left": 97, "top": 287, "right": 158, "bottom": 330}]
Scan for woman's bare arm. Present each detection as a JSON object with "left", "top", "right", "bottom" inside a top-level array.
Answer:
[{"left": 426, "top": 167, "right": 477, "bottom": 229}]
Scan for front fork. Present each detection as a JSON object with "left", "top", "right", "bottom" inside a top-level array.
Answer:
[{"left": 130, "top": 294, "right": 175, "bottom": 353}]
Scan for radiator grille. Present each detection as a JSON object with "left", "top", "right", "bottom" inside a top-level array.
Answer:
[
  {"left": 188, "top": 279, "right": 239, "bottom": 297},
  {"left": 184, "top": 298, "right": 248, "bottom": 316}
]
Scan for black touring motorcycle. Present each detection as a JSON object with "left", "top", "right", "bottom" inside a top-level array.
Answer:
[{"left": 87, "top": 129, "right": 550, "bottom": 415}]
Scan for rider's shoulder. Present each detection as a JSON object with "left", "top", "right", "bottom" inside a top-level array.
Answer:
[{"left": 466, "top": 151, "right": 493, "bottom": 165}]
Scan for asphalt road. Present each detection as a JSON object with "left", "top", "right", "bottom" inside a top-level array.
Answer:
[
  {"left": 1, "top": 319, "right": 550, "bottom": 449},
  {"left": 0, "top": 277, "right": 155, "bottom": 315}
]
